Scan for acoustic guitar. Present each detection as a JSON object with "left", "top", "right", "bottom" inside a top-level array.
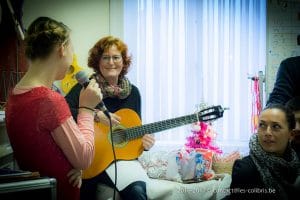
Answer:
[{"left": 82, "top": 105, "right": 225, "bottom": 179}]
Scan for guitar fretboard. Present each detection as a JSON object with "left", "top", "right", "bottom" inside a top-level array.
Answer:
[{"left": 121, "top": 113, "right": 199, "bottom": 141}]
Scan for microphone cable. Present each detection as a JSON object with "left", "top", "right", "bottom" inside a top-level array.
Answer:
[{"left": 107, "top": 115, "right": 118, "bottom": 200}]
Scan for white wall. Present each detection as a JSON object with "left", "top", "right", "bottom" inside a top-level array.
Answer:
[{"left": 22, "top": 0, "right": 123, "bottom": 68}]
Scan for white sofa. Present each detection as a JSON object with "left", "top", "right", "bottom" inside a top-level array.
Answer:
[
  {"left": 96, "top": 174, "right": 231, "bottom": 200},
  {"left": 95, "top": 148, "right": 232, "bottom": 200}
]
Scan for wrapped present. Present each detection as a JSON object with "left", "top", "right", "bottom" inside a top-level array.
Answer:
[{"left": 165, "top": 148, "right": 214, "bottom": 183}]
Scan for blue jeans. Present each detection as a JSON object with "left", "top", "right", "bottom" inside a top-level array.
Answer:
[
  {"left": 80, "top": 171, "right": 147, "bottom": 200},
  {"left": 120, "top": 181, "right": 147, "bottom": 200}
]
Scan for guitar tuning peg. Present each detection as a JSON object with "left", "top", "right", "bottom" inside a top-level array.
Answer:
[{"left": 196, "top": 102, "right": 209, "bottom": 111}]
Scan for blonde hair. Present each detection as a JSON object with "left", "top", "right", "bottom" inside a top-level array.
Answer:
[{"left": 25, "top": 17, "right": 70, "bottom": 60}]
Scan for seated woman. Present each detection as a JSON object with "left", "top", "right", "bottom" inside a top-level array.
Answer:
[
  {"left": 228, "top": 104, "right": 300, "bottom": 199},
  {"left": 65, "top": 36, "right": 155, "bottom": 200}
]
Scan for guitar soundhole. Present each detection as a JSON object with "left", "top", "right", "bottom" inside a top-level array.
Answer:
[{"left": 112, "top": 130, "right": 127, "bottom": 145}]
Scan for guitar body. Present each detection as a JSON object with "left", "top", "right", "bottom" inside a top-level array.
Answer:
[
  {"left": 82, "top": 108, "right": 144, "bottom": 179},
  {"left": 82, "top": 105, "right": 225, "bottom": 179}
]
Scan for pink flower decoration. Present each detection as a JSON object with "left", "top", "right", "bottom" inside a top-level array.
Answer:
[{"left": 185, "top": 121, "right": 222, "bottom": 154}]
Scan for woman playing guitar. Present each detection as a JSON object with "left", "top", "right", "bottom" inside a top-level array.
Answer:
[{"left": 65, "top": 36, "right": 155, "bottom": 200}]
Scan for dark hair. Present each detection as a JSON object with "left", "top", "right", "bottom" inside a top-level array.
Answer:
[
  {"left": 88, "top": 36, "right": 132, "bottom": 79},
  {"left": 25, "top": 17, "right": 70, "bottom": 60},
  {"left": 264, "top": 103, "right": 296, "bottom": 130},
  {"left": 286, "top": 96, "right": 300, "bottom": 112}
]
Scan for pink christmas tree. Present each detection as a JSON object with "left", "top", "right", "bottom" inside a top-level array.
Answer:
[{"left": 185, "top": 121, "right": 222, "bottom": 154}]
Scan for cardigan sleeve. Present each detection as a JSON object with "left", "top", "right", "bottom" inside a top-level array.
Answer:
[{"left": 51, "top": 113, "right": 94, "bottom": 169}]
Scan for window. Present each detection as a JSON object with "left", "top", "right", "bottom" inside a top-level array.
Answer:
[{"left": 123, "top": 0, "right": 266, "bottom": 153}]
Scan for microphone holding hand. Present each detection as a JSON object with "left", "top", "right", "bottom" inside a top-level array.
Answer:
[{"left": 76, "top": 71, "right": 110, "bottom": 119}]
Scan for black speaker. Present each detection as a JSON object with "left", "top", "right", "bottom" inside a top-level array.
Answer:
[{"left": 0, "top": 176, "right": 57, "bottom": 200}]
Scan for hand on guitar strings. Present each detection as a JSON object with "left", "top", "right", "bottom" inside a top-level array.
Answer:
[
  {"left": 95, "top": 110, "right": 121, "bottom": 126},
  {"left": 142, "top": 134, "right": 155, "bottom": 150}
]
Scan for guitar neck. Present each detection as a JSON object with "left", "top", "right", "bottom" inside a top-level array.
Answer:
[{"left": 124, "top": 113, "right": 199, "bottom": 141}]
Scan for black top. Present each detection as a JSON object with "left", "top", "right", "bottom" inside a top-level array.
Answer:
[
  {"left": 266, "top": 56, "right": 300, "bottom": 106},
  {"left": 228, "top": 156, "right": 273, "bottom": 200},
  {"left": 65, "top": 83, "right": 141, "bottom": 120},
  {"left": 227, "top": 155, "right": 297, "bottom": 200}
]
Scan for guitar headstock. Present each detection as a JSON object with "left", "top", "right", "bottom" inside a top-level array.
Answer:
[{"left": 197, "top": 105, "right": 225, "bottom": 122}]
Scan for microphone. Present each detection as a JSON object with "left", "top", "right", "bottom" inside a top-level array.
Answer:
[{"left": 75, "top": 71, "right": 110, "bottom": 119}]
